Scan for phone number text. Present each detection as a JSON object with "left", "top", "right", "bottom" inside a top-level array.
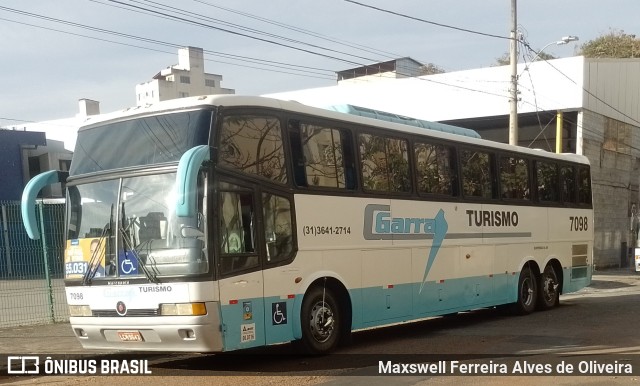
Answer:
[{"left": 302, "top": 226, "right": 352, "bottom": 236}]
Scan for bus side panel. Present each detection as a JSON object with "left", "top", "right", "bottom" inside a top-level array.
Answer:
[
  {"left": 360, "top": 248, "right": 412, "bottom": 324},
  {"left": 546, "top": 208, "right": 593, "bottom": 291}
]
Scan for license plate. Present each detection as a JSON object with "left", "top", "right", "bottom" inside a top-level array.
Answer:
[{"left": 117, "top": 331, "right": 143, "bottom": 342}]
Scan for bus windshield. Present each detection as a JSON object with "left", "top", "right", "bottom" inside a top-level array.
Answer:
[
  {"left": 63, "top": 108, "right": 213, "bottom": 281},
  {"left": 70, "top": 109, "right": 212, "bottom": 175}
]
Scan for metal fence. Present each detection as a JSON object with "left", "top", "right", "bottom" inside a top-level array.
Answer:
[{"left": 0, "top": 201, "right": 68, "bottom": 327}]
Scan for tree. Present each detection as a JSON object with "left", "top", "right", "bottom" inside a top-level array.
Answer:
[
  {"left": 419, "top": 63, "right": 445, "bottom": 75},
  {"left": 579, "top": 29, "right": 640, "bottom": 58},
  {"left": 493, "top": 51, "right": 556, "bottom": 66}
]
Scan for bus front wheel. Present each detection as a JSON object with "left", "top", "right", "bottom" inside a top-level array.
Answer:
[
  {"left": 298, "top": 286, "right": 341, "bottom": 355},
  {"left": 513, "top": 265, "right": 537, "bottom": 315}
]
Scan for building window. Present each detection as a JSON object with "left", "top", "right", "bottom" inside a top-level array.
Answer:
[
  {"left": 180, "top": 76, "right": 191, "bottom": 84},
  {"left": 205, "top": 79, "right": 216, "bottom": 88},
  {"left": 179, "top": 92, "right": 189, "bottom": 98}
]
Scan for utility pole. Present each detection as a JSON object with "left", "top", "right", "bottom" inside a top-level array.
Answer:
[{"left": 508, "top": 0, "right": 518, "bottom": 146}]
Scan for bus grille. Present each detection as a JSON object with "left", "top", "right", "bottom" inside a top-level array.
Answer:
[{"left": 91, "top": 309, "right": 159, "bottom": 317}]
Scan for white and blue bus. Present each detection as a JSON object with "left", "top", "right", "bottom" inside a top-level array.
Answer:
[{"left": 22, "top": 95, "right": 593, "bottom": 353}]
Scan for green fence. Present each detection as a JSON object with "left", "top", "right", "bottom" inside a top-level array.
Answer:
[{"left": 0, "top": 201, "right": 68, "bottom": 327}]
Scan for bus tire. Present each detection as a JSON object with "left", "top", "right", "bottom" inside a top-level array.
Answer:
[
  {"left": 298, "top": 286, "right": 341, "bottom": 355},
  {"left": 512, "top": 265, "right": 537, "bottom": 315},
  {"left": 538, "top": 265, "right": 560, "bottom": 310}
]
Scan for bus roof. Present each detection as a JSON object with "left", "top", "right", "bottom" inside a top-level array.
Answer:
[
  {"left": 80, "top": 95, "right": 590, "bottom": 166},
  {"left": 325, "top": 104, "right": 481, "bottom": 139}
]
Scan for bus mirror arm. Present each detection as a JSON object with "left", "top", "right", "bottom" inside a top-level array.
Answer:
[
  {"left": 21, "top": 170, "right": 69, "bottom": 240},
  {"left": 175, "top": 145, "right": 212, "bottom": 218}
]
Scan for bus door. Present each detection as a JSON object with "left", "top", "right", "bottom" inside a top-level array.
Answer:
[{"left": 216, "top": 181, "right": 265, "bottom": 350}]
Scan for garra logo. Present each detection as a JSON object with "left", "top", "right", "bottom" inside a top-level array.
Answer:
[{"left": 363, "top": 204, "right": 448, "bottom": 293}]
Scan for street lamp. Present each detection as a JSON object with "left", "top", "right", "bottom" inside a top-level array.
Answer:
[
  {"left": 527, "top": 36, "right": 579, "bottom": 67},
  {"left": 508, "top": 35, "right": 579, "bottom": 146}
]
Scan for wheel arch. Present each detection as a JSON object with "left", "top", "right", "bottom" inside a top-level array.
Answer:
[
  {"left": 541, "top": 257, "right": 564, "bottom": 295},
  {"left": 292, "top": 272, "right": 352, "bottom": 341}
]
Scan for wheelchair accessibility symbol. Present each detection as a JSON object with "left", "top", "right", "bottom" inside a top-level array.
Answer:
[
  {"left": 119, "top": 254, "right": 138, "bottom": 276},
  {"left": 272, "top": 302, "right": 287, "bottom": 325}
]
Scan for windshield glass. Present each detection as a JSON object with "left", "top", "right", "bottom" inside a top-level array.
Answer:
[
  {"left": 65, "top": 173, "right": 208, "bottom": 281},
  {"left": 70, "top": 109, "right": 212, "bottom": 175}
]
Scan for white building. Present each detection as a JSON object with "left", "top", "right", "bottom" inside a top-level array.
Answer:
[
  {"left": 267, "top": 56, "right": 640, "bottom": 269},
  {"left": 136, "top": 46, "right": 234, "bottom": 106}
]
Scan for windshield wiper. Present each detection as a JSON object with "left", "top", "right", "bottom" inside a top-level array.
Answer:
[
  {"left": 120, "top": 202, "right": 160, "bottom": 284},
  {"left": 82, "top": 205, "right": 112, "bottom": 285},
  {"left": 119, "top": 227, "right": 160, "bottom": 284}
]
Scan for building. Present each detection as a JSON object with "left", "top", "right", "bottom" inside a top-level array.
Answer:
[
  {"left": 266, "top": 56, "right": 640, "bottom": 269},
  {"left": 337, "top": 57, "right": 424, "bottom": 83},
  {"left": 136, "top": 46, "right": 235, "bottom": 106},
  {"left": 0, "top": 99, "right": 100, "bottom": 201}
]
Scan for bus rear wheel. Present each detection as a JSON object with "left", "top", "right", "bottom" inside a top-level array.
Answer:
[
  {"left": 299, "top": 286, "right": 341, "bottom": 355},
  {"left": 513, "top": 265, "right": 537, "bottom": 315},
  {"left": 538, "top": 265, "right": 560, "bottom": 310}
]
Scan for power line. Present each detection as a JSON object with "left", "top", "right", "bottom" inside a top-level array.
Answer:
[
  {"left": 0, "top": 9, "right": 336, "bottom": 80},
  {"left": 191, "top": 0, "right": 404, "bottom": 61},
  {"left": 343, "top": 0, "right": 511, "bottom": 41},
  {"left": 104, "top": 0, "right": 369, "bottom": 66}
]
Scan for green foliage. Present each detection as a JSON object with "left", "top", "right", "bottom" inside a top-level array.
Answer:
[{"left": 580, "top": 29, "right": 640, "bottom": 58}]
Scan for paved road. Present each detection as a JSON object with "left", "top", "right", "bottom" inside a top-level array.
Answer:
[{"left": 2, "top": 269, "right": 640, "bottom": 385}]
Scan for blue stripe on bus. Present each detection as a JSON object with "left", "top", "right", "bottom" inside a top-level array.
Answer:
[{"left": 219, "top": 267, "right": 590, "bottom": 351}]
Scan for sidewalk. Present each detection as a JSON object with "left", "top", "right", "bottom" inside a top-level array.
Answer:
[{"left": 0, "top": 268, "right": 638, "bottom": 355}]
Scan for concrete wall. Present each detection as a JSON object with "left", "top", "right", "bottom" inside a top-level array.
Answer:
[{"left": 580, "top": 109, "right": 640, "bottom": 268}]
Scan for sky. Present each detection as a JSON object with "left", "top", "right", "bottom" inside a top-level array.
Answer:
[{"left": 1, "top": 0, "right": 639, "bottom": 127}]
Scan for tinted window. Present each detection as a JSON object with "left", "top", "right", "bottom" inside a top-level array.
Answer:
[
  {"left": 560, "top": 166, "right": 576, "bottom": 203},
  {"left": 415, "top": 142, "right": 455, "bottom": 196},
  {"left": 301, "top": 124, "right": 345, "bottom": 188},
  {"left": 500, "top": 156, "right": 530, "bottom": 200},
  {"left": 219, "top": 115, "right": 287, "bottom": 184},
  {"left": 71, "top": 110, "right": 211, "bottom": 175},
  {"left": 578, "top": 167, "right": 592, "bottom": 205},
  {"left": 359, "top": 133, "right": 410, "bottom": 193},
  {"left": 461, "top": 149, "right": 492, "bottom": 198},
  {"left": 218, "top": 182, "right": 258, "bottom": 274},
  {"left": 537, "top": 161, "right": 558, "bottom": 202},
  {"left": 262, "top": 192, "right": 294, "bottom": 264}
]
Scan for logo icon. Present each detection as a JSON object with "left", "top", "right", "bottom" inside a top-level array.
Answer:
[
  {"left": 116, "top": 301, "right": 127, "bottom": 316},
  {"left": 7, "top": 356, "right": 40, "bottom": 374}
]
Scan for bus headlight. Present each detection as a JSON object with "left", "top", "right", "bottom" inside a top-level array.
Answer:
[
  {"left": 160, "top": 302, "right": 207, "bottom": 316},
  {"left": 69, "top": 305, "right": 92, "bottom": 317}
]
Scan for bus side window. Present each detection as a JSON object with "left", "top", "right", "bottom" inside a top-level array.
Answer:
[
  {"left": 578, "top": 167, "right": 592, "bottom": 205},
  {"left": 262, "top": 192, "right": 293, "bottom": 264},
  {"left": 415, "top": 142, "right": 455, "bottom": 196},
  {"left": 499, "top": 156, "right": 529, "bottom": 200},
  {"left": 287, "top": 120, "right": 306, "bottom": 187},
  {"left": 536, "top": 161, "right": 558, "bottom": 202},
  {"left": 461, "top": 149, "right": 493, "bottom": 198},
  {"left": 219, "top": 189, "right": 258, "bottom": 273},
  {"left": 560, "top": 166, "right": 576, "bottom": 204}
]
